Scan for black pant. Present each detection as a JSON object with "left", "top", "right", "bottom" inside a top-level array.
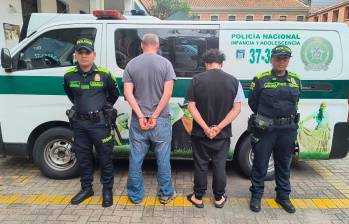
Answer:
[
  {"left": 72, "top": 119, "right": 114, "bottom": 190},
  {"left": 250, "top": 127, "right": 297, "bottom": 200},
  {"left": 191, "top": 136, "right": 230, "bottom": 200}
]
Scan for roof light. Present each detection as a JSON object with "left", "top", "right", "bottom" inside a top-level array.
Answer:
[{"left": 93, "top": 10, "right": 126, "bottom": 20}]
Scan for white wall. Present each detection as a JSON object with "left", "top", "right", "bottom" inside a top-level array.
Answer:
[
  {"left": 38, "top": 0, "right": 90, "bottom": 14},
  {"left": 66, "top": 0, "right": 90, "bottom": 13},
  {"left": 0, "top": 0, "right": 23, "bottom": 49}
]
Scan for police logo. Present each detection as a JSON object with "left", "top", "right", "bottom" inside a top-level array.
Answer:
[
  {"left": 94, "top": 74, "right": 101, "bottom": 81},
  {"left": 301, "top": 37, "right": 333, "bottom": 71}
]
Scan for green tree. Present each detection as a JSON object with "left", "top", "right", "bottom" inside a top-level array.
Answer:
[{"left": 150, "top": 0, "right": 190, "bottom": 20}]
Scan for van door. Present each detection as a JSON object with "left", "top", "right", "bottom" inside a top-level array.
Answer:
[
  {"left": 220, "top": 28, "right": 347, "bottom": 160},
  {"left": 106, "top": 23, "right": 219, "bottom": 158},
  {"left": 0, "top": 23, "right": 102, "bottom": 144}
]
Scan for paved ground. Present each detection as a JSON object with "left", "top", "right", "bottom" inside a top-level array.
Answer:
[{"left": 0, "top": 156, "right": 349, "bottom": 224}]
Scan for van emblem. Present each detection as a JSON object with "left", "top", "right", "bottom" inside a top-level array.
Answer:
[{"left": 301, "top": 37, "right": 333, "bottom": 71}]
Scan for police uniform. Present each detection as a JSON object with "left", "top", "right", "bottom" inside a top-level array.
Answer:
[
  {"left": 248, "top": 46, "right": 301, "bottom": 213},
  {"left": 63, "top": 39, "right": 120, "bottom": 207}
]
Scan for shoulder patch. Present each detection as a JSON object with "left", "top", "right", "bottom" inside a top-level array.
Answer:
[
  {"left": 256, "top": 71, "right": 272, "bottom": 79},
  {"left": 288, "top": 72, "right": 301, "bottom": 80},
  {"left": 64, "top": 67, "right": 78, "bottom": 74}
]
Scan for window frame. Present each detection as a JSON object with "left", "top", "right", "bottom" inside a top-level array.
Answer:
[
  {"left": 332, "top": 10, "right": 339, "bottom": 22},
  {"left": 296, "top": 15, "right": 305, "bottom": 22},
  {"left": 9, "top": 24, "right": 101, "bottom": 72},
  {"left": 228, "top": 15, "right": 236, "bottom": 21},
  {"left": 246, "top": 15, "right": 254, "bottom": 21},
  {"left": 263, "top": 15, "right": 272, "bottom": 21},
  {"left": 279, "top": 15, "right": 287, "bottom": 21},
  {"left": 345, "top": 7, "right": 349, "bottom": 20},
  {"left": 108, "top": 24, "right": 220, "bottom": 78},
  {"left": 322, "top": 13, "right": 328, "bottom": 22},
  {"left": 210, "top": 15, "right": 219, "bottom": 21}
]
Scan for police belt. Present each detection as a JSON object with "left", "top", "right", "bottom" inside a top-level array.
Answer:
[
  {"left": 76, "top": 110, "right": 104, "bottom": 121},
  {"left": 272, "top": 116, "right": 295, "bottom": 125}
]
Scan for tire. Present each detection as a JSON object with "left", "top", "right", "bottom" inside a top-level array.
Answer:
[
  {"left": 236, "top": 134, "right": 275, "bottom": 181},
  {"left": 33, "top": 127, "right": 79, "bottom": 179}
]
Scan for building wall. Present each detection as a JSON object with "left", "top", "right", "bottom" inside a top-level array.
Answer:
[
  {"left": 0, "top": 0, "right": 23, "bottom": 49},
  {"left": 307, "top": 2, "right": 349, "bottom": 26},
  {"left": 38, "top": 0, "right": 90, "bottom": 13}
]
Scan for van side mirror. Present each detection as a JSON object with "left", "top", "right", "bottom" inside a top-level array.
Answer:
[{"left": 1, "top": 48, "right": 12, "bottom": 70}]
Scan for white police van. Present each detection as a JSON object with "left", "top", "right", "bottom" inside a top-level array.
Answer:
[{"left": 1, "top": 10, "right": 348, "bottom": 179}]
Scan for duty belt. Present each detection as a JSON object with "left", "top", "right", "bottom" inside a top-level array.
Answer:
[
  {"left": 273, "top": 116, "right": 294, "bottom": 125},
  {"left": 76, "top": 110, "right": 103, "bottom": 121}
]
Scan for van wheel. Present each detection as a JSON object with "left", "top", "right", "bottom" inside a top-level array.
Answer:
[
  {"left": 33, "top": 127, "right": 79, "bottom": 179},
  {"left": 236, "top": 134, "right": 275, "bottom": 181}
]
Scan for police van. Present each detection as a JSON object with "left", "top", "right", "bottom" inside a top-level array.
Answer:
[{"left": 1, "top": 10, "right": 348, "bottom": 179}]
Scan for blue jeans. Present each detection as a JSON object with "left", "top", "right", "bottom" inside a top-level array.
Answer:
[{"left": 127, "top": 116, "right": 174, "bottom": 203}]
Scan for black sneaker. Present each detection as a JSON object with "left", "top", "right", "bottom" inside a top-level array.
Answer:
[
  {"left": 71, "top": 188, "right": 94, "bottom": 205},
  {"left": 249, "top": 198, "right": 261, "bottom": 212},
  {"left": 102, "top": 189, "right": 113, "bottom": 208},
  {"left": 275, "top": 198, "right": 296, "bottom": 213}
]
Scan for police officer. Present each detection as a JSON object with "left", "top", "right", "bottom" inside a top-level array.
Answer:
[
  {"left": 248, "top": 45, "right": 301, "bottom": 213},
  {"left": 63, "top": 38, "right": 120, "bottom": 207}
]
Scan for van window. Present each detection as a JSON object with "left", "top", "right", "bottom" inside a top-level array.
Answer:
[
  {"left": 14, "top": 28, "right": 96, "bottom": 70},
  {"left": 114, "top": 28, "right": 219, "bottom": 77}
]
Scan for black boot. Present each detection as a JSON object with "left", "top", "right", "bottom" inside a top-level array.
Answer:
[
  {"left": 250, "top": 198, "right": 261, "bottom": 212},
  {"left": 102, "top": 189, "right": 113, "bottom": 208},
  {"left": 275, "top": 198, "right": 296, "bottom": 213},
  {"left": 71, "top": 188, "right": 94, "bottom": 205}
]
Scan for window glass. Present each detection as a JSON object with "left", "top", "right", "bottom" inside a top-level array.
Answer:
[
  {"left": 228, "top": 15, "right": 236, "bottom": 21},
  {"left": 246, "top": 16, "right": 253, "bottom": 21},
  {"left": 297, "top": 16, "right": 304, "bottom": 21},
  {"left": 114, "top": 28, "right": 219, "bottom": 77},
  {"left": 15, "top": 28, "right": 96, "bottom": 70},
  {"left": 211, "top": 15, "right": 218, "bottom": 21},
  {"left": 264, "top": 16, "right": 271, "bottom": 21}
]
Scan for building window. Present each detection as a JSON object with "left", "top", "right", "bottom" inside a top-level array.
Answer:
[
  {"left": 211, "top": 15, "right": 219, "bottom": 21},
  {"left": 280, "top": 16, "right": 287, "bottom": 21},
  {"left": 322, "top": 13, "right": 328, "bottom": 22},
  {"left": 57, "top": 0, "right": 69, "bottom": 13},
  {"left": 264, "top": 15, "right": 271, "bottom": 21},
  {"left": 332, "top": 10, "right": 339, "bottom": 22},
  {"left": 314, "top": 16, "right": 319, "bottom": 22},
  {"left": 246, "top": 15, "right": 254, "bottom": 21},
  {"left": 297, "top": 16, "right": 304, "bottom": 21},
  {"left": 346, "top": 7, "right": 349, "bottom": 20},
  {"left": 193, "top": 15, "right": 200, "bottom": 20},
  {"left": 228, "top": 15, "right": 236, "bottom": 21}
]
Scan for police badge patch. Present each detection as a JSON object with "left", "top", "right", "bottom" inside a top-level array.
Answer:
[{"left": 94, "top": 74, "right": 101, "bottom": 81}]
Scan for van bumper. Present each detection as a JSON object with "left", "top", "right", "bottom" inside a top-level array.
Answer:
[{"left": 329, "top": 122, "right": 349, "bottom": 159}]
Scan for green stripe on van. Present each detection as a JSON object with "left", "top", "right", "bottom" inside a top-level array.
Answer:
[{"left": 0, "top": 76, "right": 348, "bottom": 99}]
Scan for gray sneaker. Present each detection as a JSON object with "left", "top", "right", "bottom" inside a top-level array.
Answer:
[{"left": 159, "top": 191, "right": 177, "bottom": 204}]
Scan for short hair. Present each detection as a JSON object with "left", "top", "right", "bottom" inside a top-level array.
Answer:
[
  {"left": 142, "top": 33, "right": 159, "bottom": 46},
  {"left": 202, "top": 49, "right": 226, "bottom": 64}
]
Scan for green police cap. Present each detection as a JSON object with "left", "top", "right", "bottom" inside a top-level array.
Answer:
[
  {"left": 75, "top": 38, "right": 94, "bottom": 52},
  {"left": 271, "top": 45, "right": 292, "bottom": 57}
]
